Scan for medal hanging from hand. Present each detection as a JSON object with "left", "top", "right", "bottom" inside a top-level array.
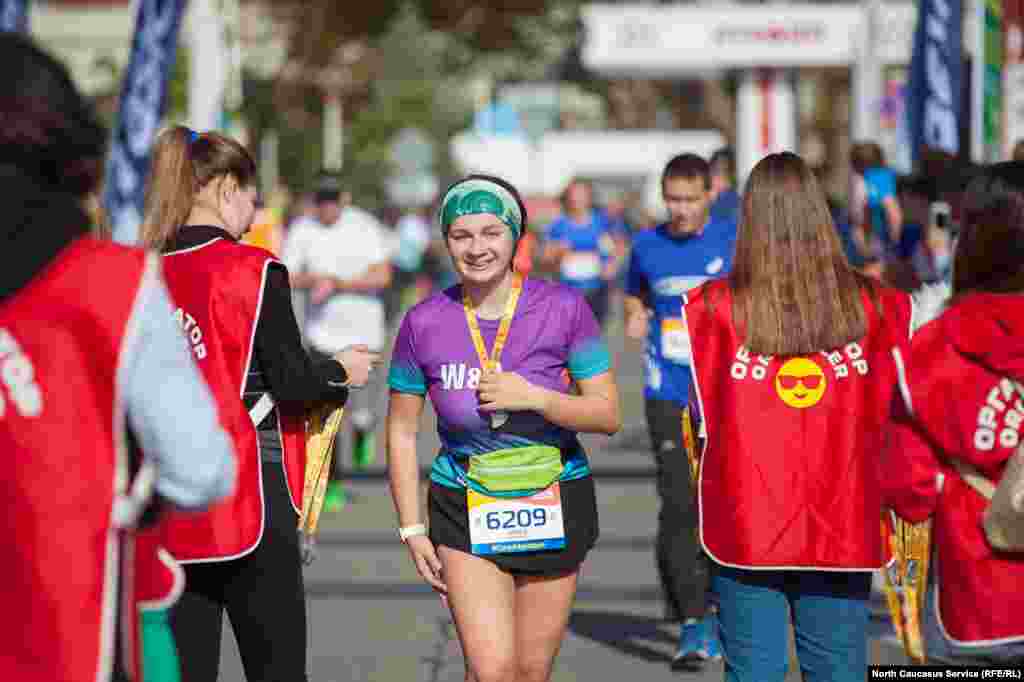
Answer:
[{"left": 463, "top": 273, "right": 523, "bottom": 429}]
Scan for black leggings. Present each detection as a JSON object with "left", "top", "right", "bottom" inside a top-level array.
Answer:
[
  {"left": 645, "top": 398, "right": 711, "bottom": 621},
  {"left": 171, "top": 464, "right": 307, "bottom": 682}
]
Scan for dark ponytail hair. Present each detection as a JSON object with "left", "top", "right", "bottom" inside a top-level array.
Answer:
[
  {"left": 141, "top": 126, "right": 256, "bottom": 249},
  {"left": 0, "top": 33, "right": 106, "bottom": 197}
]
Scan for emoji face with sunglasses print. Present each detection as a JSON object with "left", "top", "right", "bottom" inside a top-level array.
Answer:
[{"left": 774, "top": 358, "right": 827, "bottom": 409}]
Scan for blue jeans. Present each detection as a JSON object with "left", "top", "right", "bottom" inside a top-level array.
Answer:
[{"left": 713, "top": 566, "right": 871, "bottom": 682}]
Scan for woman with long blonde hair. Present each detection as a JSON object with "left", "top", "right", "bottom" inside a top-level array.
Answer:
[
  {"left": 142, "top": 126, "right": 378, "bottom": 682},
  {"left": 683, "top": 152, "right": 913, "bottom": 681}
]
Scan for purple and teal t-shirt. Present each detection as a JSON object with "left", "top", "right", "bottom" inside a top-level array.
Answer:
[{"left": 388, "top": 277, "right": 612, "bottom": 493}]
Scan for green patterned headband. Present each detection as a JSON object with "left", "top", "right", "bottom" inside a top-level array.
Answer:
[{"left": 439, "top": 178, "right": 523, "bottom": 239}]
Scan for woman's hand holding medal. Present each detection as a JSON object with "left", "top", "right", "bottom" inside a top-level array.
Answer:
[{"left": 477, "top": 368, "right": 549, "bottom": 414}]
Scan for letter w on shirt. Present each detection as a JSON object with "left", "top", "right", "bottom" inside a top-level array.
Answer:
[{"left": 440, "top": 363, "right": 482, "bottom": 391}]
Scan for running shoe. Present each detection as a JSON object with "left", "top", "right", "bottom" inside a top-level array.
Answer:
[
  {"left": 322, "top": 480, "right": 348, "bottom": 513},
  {"left": 670, "top": 613, "right": 722, "bottom": 670}
]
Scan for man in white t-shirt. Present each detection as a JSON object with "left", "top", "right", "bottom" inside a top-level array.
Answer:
[
  {"left": 282, "top": 175, "right": 394, "bottom": 508},
  {"left": 283, "top": 180, "right": 393, "bottom": 352}
]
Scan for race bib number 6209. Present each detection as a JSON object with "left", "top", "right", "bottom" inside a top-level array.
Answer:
[{"left": 468, "top": 483, "right": 566, "bottom": 555}]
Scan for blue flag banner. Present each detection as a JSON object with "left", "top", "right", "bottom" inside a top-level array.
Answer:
[
  {"left": 104, "top": 0, "right": 188, "bottom": 245},
  {"left": 905, "top": 0, "right": 963, "bottom": 166},
  {"left": 0, "top": 0, "right": 28, "bottom": 33}
]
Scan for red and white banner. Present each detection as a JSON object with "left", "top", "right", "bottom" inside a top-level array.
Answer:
[{"left": 737, "top": 68, "right": 797, "bottom": 183}]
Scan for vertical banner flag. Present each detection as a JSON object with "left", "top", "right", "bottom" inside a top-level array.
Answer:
[
  {"left": 0, "top": 0, "right": 28, "bottom": 33},
  {"left": 905, "top": 0, "right": 964, "bottom": 165},
  {"left": 104, "top": 0, "right": 188, "bottom": 245},
  {"left": 983, "top": 0, "right": 1004, "bottom": 162},
  {"left": 973, "top": 0, "right": 1004, "bottom": 161},
  {"left": 1005, "top": 0, "right": 1024, "bottom": 157}
]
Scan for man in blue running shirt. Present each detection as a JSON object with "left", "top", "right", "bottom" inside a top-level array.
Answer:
[{"left": 624, "top": 154, "right": 736, "bottom": 670}]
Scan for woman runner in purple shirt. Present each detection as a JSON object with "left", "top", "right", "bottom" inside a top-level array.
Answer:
[{"left": 387, "top": 174, "right": 621, "bottom": 682}]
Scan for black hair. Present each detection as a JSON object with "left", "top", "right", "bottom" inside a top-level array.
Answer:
[
  {"left": 662, "top": 153, "right": 711, "bottom": 191},
  {"left": 314, "top": 172, "right": 343, "bottom": 204},
  {"left": 440, "top": 173, "right": 528, "bottom": 239},
  {"left": 0, "top": 33, "right": 106, "bottom": 196},
  {"left": 953, "top": 161, "right": 1024, "bottom": 297}
]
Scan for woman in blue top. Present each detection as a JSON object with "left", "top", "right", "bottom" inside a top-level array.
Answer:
[
  {"left": 541, "top": 178, "right": 626, "bottom": 327},
  {"left": 387, "top": 174, "right": 621, "bottom": 682}
]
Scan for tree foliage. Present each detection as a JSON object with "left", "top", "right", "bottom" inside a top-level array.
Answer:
[{"left": 247, "top": 0, "right": 583, "bottom": 203}]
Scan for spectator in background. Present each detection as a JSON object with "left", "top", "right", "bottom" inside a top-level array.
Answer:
[
  {"left": 883, "top": 161, "right": 1024, "bottom": 666},
  {"left": 814, "top": 163, "right": 874, "bottom": 275},
  {"left": 282, "top": 174, "right": 394, "bottom": 511},
  {"left": 888, "top": 175, "right": 956, "bottom": 289},
  {"left": 850, "top": 142, "right": 903, "bottom": 264},
  {"left": 394, "top": 204, "right": 432, "bottom": 276},
  {"left": 393, "top": 202, "right": 434, "bottom": 312},
  {"left": 709, "top": 147, "right": 741, "bottom": 224},
  {"left": 541, "top": 178, "right": 625, "bottom": 327},
  {"left": 591, "top": 191, "right": 634, "bottom": 292},
  {"left": 603, "top": 192, "right": 634, "bottom": 242}
]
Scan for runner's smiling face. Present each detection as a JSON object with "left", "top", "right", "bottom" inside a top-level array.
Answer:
[{"left": 446, "top": 213, "right": 517, "bottom": 286}]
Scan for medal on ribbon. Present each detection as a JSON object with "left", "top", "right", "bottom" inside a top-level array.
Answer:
[
  {"left": 299, "top": 402, "right": 346, "bottom": 564},
  {"left": 463, "top": 274, "right": 523, "bottom": 430},
  {"left": 489, "top": 362, "right": 508, "bottom": 428}
]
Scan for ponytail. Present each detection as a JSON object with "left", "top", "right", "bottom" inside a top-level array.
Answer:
[
  {"left": 140, "top": 125, "right": 257, "bottom": 250},
  {"left": 141, "top": 126, "right": 197, "bottom": 250}
]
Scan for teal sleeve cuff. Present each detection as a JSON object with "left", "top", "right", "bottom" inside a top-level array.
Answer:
[
  {"left": 567, "top": 338, "right": 612, "bottom": 380},
  {"left": 388, "top": 364, "right": 427, "bottom": 395}
]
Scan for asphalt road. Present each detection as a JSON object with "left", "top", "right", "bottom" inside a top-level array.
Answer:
[{"left": 214, "top": 300, "right": 910, "bottom": 681}]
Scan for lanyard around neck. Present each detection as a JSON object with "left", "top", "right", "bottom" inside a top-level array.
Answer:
[{"left": 462, "top": 273, "right": 523, "bottom": 372}]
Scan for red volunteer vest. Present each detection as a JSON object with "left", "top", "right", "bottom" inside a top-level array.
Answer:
[
  {"left": 686, "top": 280, "right": 912, "bottom": 570},
  {"left": 160, "top": 237, "right": 306, "bottom": 562},
  {"left": 133, "top": 523, "right": 183, "bottom": 611},
  {"left": 885, "top": 300, "right": 1024, "bottom": 645},
  {"left": 0, "top": 238, "right": 150, "bottom": 682}
]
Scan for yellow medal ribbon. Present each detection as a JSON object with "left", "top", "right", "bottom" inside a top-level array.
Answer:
[
  {"left": 298, "top": 402, "right": 346, "bottom": 563},
  {"left": 881, "top": 510, "right": 932, "bottom": 663},
  {"left": 463, "top": 273, "right": 524, "bottom": 428}
]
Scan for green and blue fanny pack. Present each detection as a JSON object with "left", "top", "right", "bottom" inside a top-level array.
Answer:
[{"left": 465, "top": 445, "right": 564, "bottom": 494}]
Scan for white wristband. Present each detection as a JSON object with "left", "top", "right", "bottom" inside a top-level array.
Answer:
[{"left": 398, "top": 524, "right": 427, "bottom": 542}]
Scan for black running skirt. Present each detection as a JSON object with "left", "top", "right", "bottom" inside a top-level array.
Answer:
[{"left": 428, "top": 476, "right": 599, "bottom": 576}]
